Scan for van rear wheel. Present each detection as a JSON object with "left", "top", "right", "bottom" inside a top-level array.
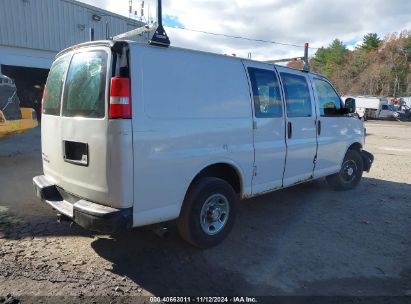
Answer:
[
  {"left": 326, "top": 149, "right": 364, "bottom": 191},
  {"left": 177, "top": 177, "right": 237, "bottom": 248}
]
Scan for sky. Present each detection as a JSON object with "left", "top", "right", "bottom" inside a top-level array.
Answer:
[{"left": 78, "top": 0, "right": 411, "bottom": 61}]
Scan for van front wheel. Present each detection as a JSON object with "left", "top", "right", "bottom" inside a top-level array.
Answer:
[
  {"left": 326, "top": 149, "right": 364, "bottom": 191},
  {"left": 177, "top": 177, "right": 237, "bottom": 248}
]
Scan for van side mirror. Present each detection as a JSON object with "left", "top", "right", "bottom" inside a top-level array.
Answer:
[{"left": 344, "top": 98, "right": 356, "bottom": 114}]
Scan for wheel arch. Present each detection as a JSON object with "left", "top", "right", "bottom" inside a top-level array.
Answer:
[
  {"left": 347, "top": 142, "right": 363, "bottom": 153},
  {"left": 336, "top": 141, "right": 363, "bottom": 168},
  {"left": 188, "top": 162, "right": 243, "bottom": 196}
]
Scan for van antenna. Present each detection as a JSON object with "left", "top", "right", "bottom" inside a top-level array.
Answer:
[
  {"left": 149, "top": 0, "right": 170, "bottom": 47},
  {"left": 113, "top": 0, "right": 170, "bottom": 47}
]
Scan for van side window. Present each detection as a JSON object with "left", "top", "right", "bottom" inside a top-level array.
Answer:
[
  {"left": 280, "top": 73, "right": 312, "bottom": 117},
  {"left": 313, "top": 78, "right": 342, "bottom": 116},
  {"left": 248, "top": 68, "right": 283, "bottom": 118},
  {"left": 62, "top": 51, "right": 107, "bottom": 118},
  {"left": 43, "top": 56, "right": 70, "bottom": 116}
]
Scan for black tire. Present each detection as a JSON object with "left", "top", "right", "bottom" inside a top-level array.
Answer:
[
  {"left": 326, "top": 149, "right": 364, "bottom": 191},
  {"left": 177, "top": 177, "right": 237, "bottom": 248}
]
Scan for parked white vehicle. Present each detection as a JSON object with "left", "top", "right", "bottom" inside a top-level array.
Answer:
[
  {"left": 342, "top": 96, "right": 404, "bottom": 120},
  {"left": 33, "top": 40, "right": 373, "bottom": 248}
]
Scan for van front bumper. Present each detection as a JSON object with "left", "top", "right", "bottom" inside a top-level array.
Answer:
[
  {"left": 361, "top": 150, "right": 374, "bottom": 172},
  {"left": 33, "top": 175, "right": 132, "bottom": 234}
]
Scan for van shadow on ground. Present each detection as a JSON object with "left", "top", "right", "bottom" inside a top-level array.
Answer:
[
  {"left": 1, "top": 175, "right": 411, "bottom": 295},
  {"left": 91, "top": 177, "right": 411, "bottom": 296}
]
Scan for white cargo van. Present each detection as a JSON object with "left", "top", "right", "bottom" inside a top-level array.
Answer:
[{"left": 33, "top": 40, "right": 373, "bottom": 248}]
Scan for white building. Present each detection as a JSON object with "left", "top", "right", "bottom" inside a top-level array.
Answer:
[{"left": 0, "top": 0, "right": 145, "bottom": 114}]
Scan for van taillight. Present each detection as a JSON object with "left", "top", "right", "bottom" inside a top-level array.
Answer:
[{"left": 109, "top": 77, "right": 131, "bottom": 119}]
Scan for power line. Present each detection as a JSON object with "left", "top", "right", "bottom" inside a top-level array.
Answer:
[{"left": 164, "top": 25, "right": 319, "bottom": 49}]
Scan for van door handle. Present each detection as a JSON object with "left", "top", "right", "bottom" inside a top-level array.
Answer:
[
  {"left": 317, "top": 120, "right": 321, "bottom": 136},
  {"left": 63, "top": 140, "right": 89, "bottom": 167},
  {"left": 287, "top": 122, "right": 292, "bottom": 139}
]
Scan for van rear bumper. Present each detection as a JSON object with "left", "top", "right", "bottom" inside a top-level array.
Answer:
[{"left": 33, "top": 175, "right": 132, "bottom": 234}]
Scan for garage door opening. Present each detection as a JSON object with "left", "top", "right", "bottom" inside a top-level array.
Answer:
[{"left": 1, "top": 65, "right": 49, "bottom": 121}]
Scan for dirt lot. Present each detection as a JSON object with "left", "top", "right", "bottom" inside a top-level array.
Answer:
[{"left": 1, "top": 121, "right": 411, "bottom": 302}]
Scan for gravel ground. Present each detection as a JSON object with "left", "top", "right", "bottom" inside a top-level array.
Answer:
[{"left": 1, "top": 121, "right": 411, "bottom": 302}]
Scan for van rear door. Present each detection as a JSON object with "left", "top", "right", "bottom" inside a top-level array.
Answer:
[{"left": 41, "top": 45, "right": 133, "bottom": 208}]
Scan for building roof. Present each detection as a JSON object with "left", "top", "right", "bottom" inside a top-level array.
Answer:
[{"left": 0, "top": 0, "right": 144, "bottom": 53}]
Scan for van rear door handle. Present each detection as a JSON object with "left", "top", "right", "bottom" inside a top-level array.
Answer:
[
  {"left": 63, "top": 140, "right": 89, "bottom": 167},
  {"left": 287, "top": 121, "right": 292, "bottom": 139},
  {"left": 317, "top": 120, "right": 321, "bottom": 136}
]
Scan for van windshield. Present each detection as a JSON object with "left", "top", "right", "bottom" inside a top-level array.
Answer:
[{"left": 62, "top": 51, "right": 108, "bottom": 118}]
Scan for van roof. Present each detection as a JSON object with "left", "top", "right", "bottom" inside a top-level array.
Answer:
[{"left": 56, "top": 39, "right": 326, "bottom": 79}]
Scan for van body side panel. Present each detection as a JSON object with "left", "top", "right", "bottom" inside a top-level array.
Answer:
[
  {"left": 313, "top": 117, "right": 364, "bottom": 178},
  {"left": 107, "top": 120, "right": 134, "bottom": 207},
  {"left": 129, "top": 45, "right": 254, "bottom": 226}
]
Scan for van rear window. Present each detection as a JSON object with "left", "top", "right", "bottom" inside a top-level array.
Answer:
[
  {"left": 43, "top": 56, "right": 70, "bottom": 115},
  {"left": 62, "top": 51, "right": 108, "bottom": 118}
]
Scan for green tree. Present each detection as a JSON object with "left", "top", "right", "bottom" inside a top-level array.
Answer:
[
  {"left": 312, "top": 39, "right": 348, "bottom": 78},
  {"left": 360, "top": 33, "right": 381, "bottom": 52},
  {"left": 403, "top": 36, "right": 411, "bottom": 58}
]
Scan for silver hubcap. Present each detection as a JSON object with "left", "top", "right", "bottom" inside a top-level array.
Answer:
[
  {"left": 200, "top": 194, "right": 230, "bottom": 235},
  {"left": 341, "top": 160, "right": 357, "bottom": 183}
]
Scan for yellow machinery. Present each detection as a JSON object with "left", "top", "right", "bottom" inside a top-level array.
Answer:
[
  {"left": 0, "top": 73, "right": 38, "bottom": 139},
  {"left": 0, "top": 108, "right": 38, "bottom": 139}
]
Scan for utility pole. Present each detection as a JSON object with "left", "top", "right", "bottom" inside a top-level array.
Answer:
[
  {"left": 129, "top": 0, "right": 133, "bottom": 18},
  {"left": 140, "top": 1, "right": 145, "bottom": 21},
  {"left": 303, "top": 43, "right": 310, "bottom": 71}
]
